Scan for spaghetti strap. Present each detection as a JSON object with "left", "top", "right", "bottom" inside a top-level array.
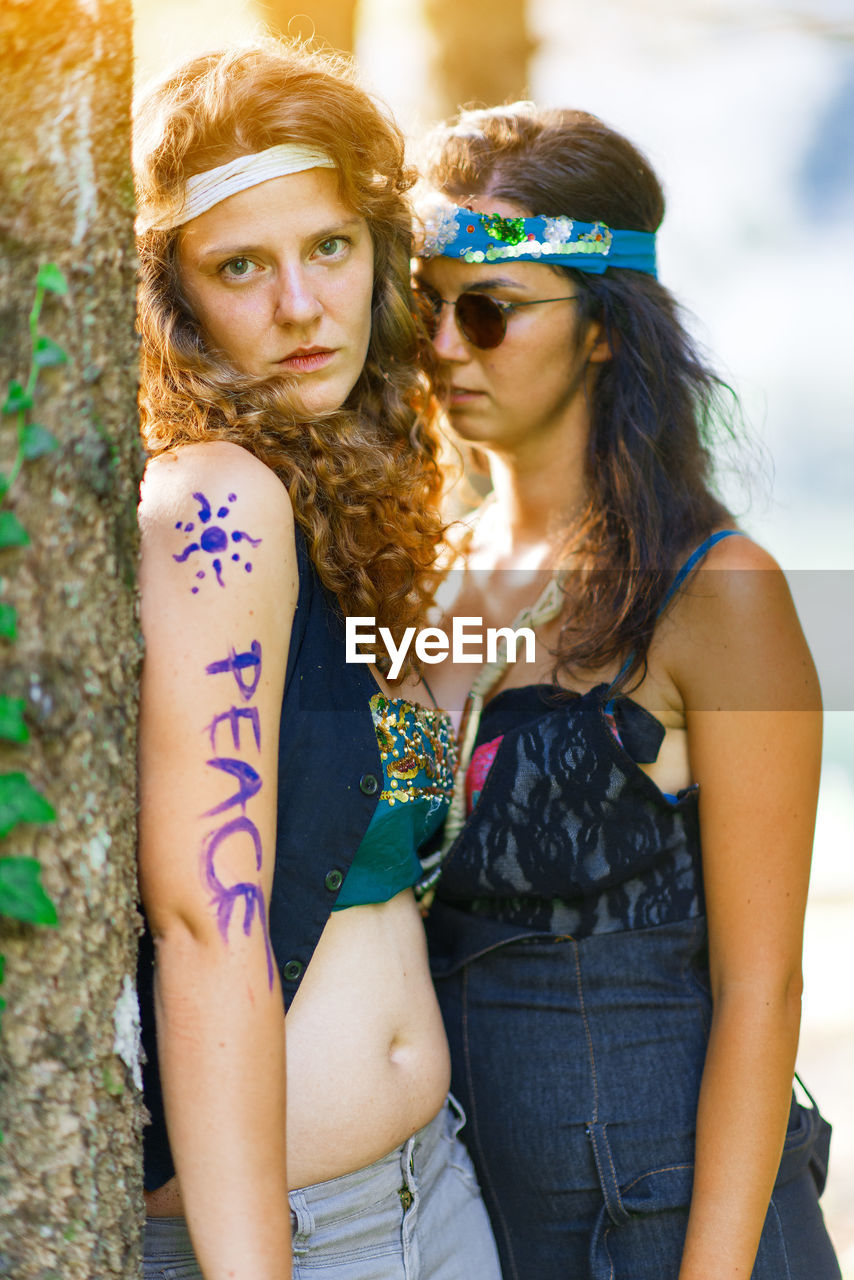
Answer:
[
  {"left": 657, "top": 529, "right": 744, "bottom": 616},
  {"left": 606, "top": 529, "right": 744, "bottom": 696},
  {"left": 421, "top": 674, "right": 439, "bottom": 710}
]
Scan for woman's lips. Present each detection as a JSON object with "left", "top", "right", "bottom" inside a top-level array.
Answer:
[
  {"left": 277, "top": 348, "right": 336, "bottom": 373},
  {"left": 449, "top": 385, "right": 484, "bottom": 406}
]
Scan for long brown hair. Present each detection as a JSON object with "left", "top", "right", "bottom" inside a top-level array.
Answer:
[
  {"left": 420, "top": 103, "right": 736, "bottom": 688},
  {"left": 134, "top": 39, "right": 443, "bottom": 648}
]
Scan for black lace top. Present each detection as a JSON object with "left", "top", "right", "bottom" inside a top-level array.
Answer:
[
  {"left": 432, "top": 682, "right": 703, "bottom": 951},
  {"left": 428, "top": 532, "right": 745, "bottom": 972}
]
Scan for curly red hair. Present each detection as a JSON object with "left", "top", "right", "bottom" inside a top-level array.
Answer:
[{"left": 134, "top": 39, "right": 443, "bottom": 654}]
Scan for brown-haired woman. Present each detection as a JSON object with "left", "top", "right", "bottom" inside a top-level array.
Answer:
[
  {"left": 412, "top": 102, "right": 840, "bottom": 1280},
  {"left": 134, "top": 40, "right": 501, "bottom": 1280}
]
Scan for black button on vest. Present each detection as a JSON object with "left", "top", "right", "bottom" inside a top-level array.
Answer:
[{"left": 268, "top": 525, "right": 382, "bottom": 1012}]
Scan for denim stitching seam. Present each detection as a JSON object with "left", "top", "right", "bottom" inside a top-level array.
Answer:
[
  {"left": 602, "top": 1124, "right": 623, "bottom": 1215},
  {"left": 767, "top": 1196, "right": 793, "bottom": 1280},
  {"left": 588, "top": 1125, "right": 629, "bottom": 1226},
  {"left": 602, "top": 1223, "right": 617, "bottom": 1280},
  {"left": 572, "top": 939, "right": 600, "bottom": 1121},
  {"left": 460, "top": 965, "right": 520, "bottom": 1280},
  {"left": 621, "top": 1162, "right": 693, "bottom": 1195}
]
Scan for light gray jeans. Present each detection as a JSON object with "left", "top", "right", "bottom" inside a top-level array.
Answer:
[{"left": 142, "top": 1095, "right": 502, "bottom": 1279}]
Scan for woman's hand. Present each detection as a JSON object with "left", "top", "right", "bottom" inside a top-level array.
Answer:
[
  {"left": 138, "top": 441, "right": 298, "bottom": 1280},
  {"left": 672, "top": 534, "right": 821, "bottom": 1280}
]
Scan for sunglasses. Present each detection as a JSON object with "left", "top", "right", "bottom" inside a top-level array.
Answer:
[{"left": 413, "top": 283, "right": 580, "bottom": 350}]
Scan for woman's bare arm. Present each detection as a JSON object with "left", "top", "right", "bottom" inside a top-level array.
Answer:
[
  {"left": 671, "top": 536, "right": 821, "bottom": 1280},
  {"left": 138, "top": 441, "right": 298, "bottom": 1280}
]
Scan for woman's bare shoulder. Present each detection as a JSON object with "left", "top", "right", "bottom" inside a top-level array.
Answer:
[
  {"left": 138, "top": 440, "right": 297, "bottom": 625},
  {"left": 691, "top": 527, "right": 778, "bottom": 571},
  {"left": 140, "top": 441, "right": 291, "bottom": 527},
  {"left": 673, "top": 528, "right": 790, "bottom": 620},
  {"left": 666, "top": 529, "right": 819, "bottom": 712}
]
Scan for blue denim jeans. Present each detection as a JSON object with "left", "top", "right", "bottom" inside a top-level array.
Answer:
[
  {"left": 143, "top": 1095, "right": 502, "bottom": 1279},
  {"left": 434, "top": 922, "right": 841, "bottom": 1280}
]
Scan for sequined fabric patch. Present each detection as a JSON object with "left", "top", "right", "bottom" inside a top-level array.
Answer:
[{"left": 370, "top": 692, "right": 457, "bottom": 808}]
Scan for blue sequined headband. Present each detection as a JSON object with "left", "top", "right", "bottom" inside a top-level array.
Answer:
[{"left": 417, "top": 201, "right": 657, "bottom": 277}]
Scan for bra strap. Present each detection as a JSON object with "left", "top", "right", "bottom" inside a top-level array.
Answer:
[
  {"left": 606, "top": 529, "right": 744, "bottom": 698},
  {"left": 657, "top": 529, "right": 744, "bottom": 616}
]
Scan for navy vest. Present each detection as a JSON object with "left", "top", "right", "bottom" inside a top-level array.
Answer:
[{"left": 269, "top": 525, "right": 383, "bottom": 1003}]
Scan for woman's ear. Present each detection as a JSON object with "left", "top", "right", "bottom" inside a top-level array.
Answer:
[{"left": 585, "top": 319, "right": 613, "bottom": 365}]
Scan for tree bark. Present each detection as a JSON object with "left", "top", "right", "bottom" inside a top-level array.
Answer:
[
  {"left": 423, "top": 0, "right": 535, "bottom": 120},
  {"left": 0, "top": 2, "right": 144, "bottom": 1277}
]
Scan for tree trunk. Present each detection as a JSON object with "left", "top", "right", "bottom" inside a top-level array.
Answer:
[
  {"left": 0, "top": 2, "right": 144, "bottom": 1277},
  {"left": 423, "top": 0, "right": 535, "bottom": 120},
  {"left": 254, "top": 0, "right": 359, "bottom": 53}
]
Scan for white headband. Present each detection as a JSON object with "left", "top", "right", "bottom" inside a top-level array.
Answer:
[{"left": 136, "top": 143, "right": 336, "bottom": 234}]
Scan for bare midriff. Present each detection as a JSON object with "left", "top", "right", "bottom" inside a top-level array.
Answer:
[{"left": 143, "top": 887, "right": 451, "bottom": 1215}]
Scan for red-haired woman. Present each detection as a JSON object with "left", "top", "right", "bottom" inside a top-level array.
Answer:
[
  {"left": 413, "top": 102, "right": 840, "bottom": 1280},
  {"left": 133, "top": 40, "right": 501, "bottom": 1280}
]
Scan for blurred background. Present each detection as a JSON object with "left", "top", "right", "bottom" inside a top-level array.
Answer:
[{"left": 134, "top": 0, "right": 854, "bottom": 1269}]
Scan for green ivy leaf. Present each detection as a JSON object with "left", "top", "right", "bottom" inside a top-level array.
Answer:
[
  {"left": 0, "top": 856, "right": 57, "bottom": 924},
  {"left": 22, "top": 423, "right": 59, "bottom": 460},
  {"left": 101, "top": 1063, "right": 125, "bottom": 1097},
  {"left": 36, "top": 263, "right": 68, "bottom": 296},
  {"left": 0, "top": 773, "right": 55, "bottom": 839},
  {"left": 0, "top": 602, "right": 16, "bottom": 641},
  {"left": 33, "top": 336, "right": 69, "bottom": 369},
  {"left": 2, "top": 381, "right": 32, "bottom": 415},
  {"left": 0, "top": 474, "right": 8, "bottom": 499},
  {"left": 0, "top": 513, "right": 29, "bottom": 549},
  {"left": 0, "top": 698, "right": 28, "bottom": 743}
]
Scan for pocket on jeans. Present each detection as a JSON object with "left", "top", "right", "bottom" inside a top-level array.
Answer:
[
  {"left": 162, "top": 1264, "right": 204, "bottom": 1280},
  {"left": 777, "top": 1096, "right": 832, "bottom": 1196},
  {"left": 439, "top": 1096, "right": 483, "bottom": 1197}
]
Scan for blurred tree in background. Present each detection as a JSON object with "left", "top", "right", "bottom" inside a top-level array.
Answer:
[
  {"left": 253, "top": 0, "right": 534, "bottom": 118},
  {"left": 424, "top": 0, "right": 533, "bottom": 117},
  {"left": 254, "top": 0, "right": 358, "bottom": 53}
]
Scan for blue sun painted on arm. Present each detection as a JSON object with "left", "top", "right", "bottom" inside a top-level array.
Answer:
[{"left": 173, "top": 491, "right": 262, "bottom": 593}]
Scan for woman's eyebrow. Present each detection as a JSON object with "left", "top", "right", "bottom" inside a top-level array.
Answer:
[
  {"left": 459, "top": 277, "right": 533, "bottom": 293},
  {"left": 411, "top": 275, "right": 534, "bottom": 293},
  {"left": 194, "top": 217, "right": 365, "bottom": 264},
  {"left": 307, "top": 215, "right": 365, "bottom": 240},
  {"left": 195, "top": 242, "right": 266, "bottom": 263}
]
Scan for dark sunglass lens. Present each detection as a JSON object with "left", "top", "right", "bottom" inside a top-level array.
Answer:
[
  {"left": 456, "top": 293, "right": 506, "bottom": 349},
  {"left": 414, "top": 287, "right": 442, "bottom": 338}
]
